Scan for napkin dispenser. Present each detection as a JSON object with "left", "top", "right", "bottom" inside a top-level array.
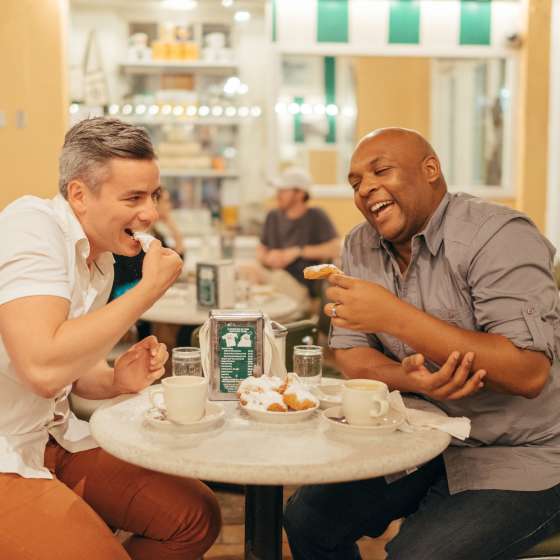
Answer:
[
  {"left": 208, "top": 310, "right": 264, "bottom": 400},
  {"left": 196, "top": 260, "right": 236, "bottom": 309}
]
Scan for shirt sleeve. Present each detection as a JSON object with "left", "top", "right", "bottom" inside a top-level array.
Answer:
[
  {"left": 0, "top": 208, "right": 71, "bottom": 306},
  {"left": 311, "top": 208, "right": 338, "bottom": 244},
  {"left": 328, "top": 234, "right": 383, "bottom": 350},
  {"left": 467, "top": 216, "right": 559, "bottom": 362}
]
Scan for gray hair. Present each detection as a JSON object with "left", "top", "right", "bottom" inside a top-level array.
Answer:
[{"left": 58, "top": 117, "right": 156, "bottom": 198}]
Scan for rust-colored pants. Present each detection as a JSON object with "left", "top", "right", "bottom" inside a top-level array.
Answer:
[{"left": 0, "top": 440, "right": 221, "bottom": 560}]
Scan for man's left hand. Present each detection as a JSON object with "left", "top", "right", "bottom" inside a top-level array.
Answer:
[
  {"left": 324, "top": 274, "right": 404, "bottom": 332},
  {"left": 113, "top": 335, "right": 168, "bottom": 394}
]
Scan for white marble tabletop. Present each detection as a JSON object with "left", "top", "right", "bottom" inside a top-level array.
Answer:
[
  {"left": 141, "top": 284, "right": 301, "bottom": 326},
  {"left": 89, "top": 394, "right": 451, "bottom": 486}
]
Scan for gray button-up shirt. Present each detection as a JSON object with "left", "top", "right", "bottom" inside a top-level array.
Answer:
[{"left": 330, "top": 192, "right": 560, "bottom": 493}]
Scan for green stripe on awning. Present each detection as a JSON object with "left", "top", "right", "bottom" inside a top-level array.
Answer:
[
  {"left": 317, "top": 0, "right": 349, "bottom": 43},
  {"left": 389, "top": 0, "right": 420, "bottom": 45},
  {"left": 460, "top": 0, "right": 491, "bottom": 45},
  {"left": 271, "top": 0, "right": 277, "bottom": 42},
  {"left": 294, "top": 96, "right": 304, "bottom": 144},
  {"left": 324, "top": 56, "right": 336, "bottom": 144}
]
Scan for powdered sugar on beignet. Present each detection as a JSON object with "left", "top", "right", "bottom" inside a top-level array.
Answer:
[
  {"left": 244, "top": 390, "right": 288, "bottom": 412},
  {"left": 237, "top": 375, "right": 283, "bottom": 397},
  {"left": 283, "top": 383, "right": 319, "bottom": 411}
]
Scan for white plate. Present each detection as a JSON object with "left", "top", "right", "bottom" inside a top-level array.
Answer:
[
  {"left": 145, "top": 401, "right": 224, "bottom": 432},
  {"left": 311, "top": 379, "right": 343, "bottom": 409},
  {"left": 323, "top": 405, "right": 405, "bottom": 435},
  {"left": 240, "top": 402, "right": 319, "bottom": 424}
]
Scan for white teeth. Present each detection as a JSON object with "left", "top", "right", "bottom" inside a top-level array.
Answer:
[{"left": 370, "top": 201, "right": 392, "bottom": 213}]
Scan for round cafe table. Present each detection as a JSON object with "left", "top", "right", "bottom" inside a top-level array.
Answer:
[
  {"left": 141, "top": 284, "right": 301, "bottom": 326},
  {"left": 90, "top": 394, "right": 450, "bottom": 560}
]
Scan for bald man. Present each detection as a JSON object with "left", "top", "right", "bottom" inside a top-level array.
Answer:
[{"left": 284, "top": 128, "right": 560, "bottom": 559}]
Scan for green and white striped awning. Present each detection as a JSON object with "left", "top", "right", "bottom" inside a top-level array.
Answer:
[{"left": 270, "top": 0, "right": 522, "bottom": 56}]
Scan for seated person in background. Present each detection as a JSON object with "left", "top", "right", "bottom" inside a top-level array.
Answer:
[
  {"left": 284, "top": 127, "right": 560, "bottom": 560},
  {"left": 256, "top": 167, "right": 340, "bottom": 310},
  {"left": 0, "top": 117, "right": 220, "bottom": 560}
]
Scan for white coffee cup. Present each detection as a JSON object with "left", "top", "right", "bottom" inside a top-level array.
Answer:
[
  {"left": 342, "top": 379, "right": 390, "bottom": 426},
  {"left": 149, "top": 376, "right": 208, "bottom": 424}
]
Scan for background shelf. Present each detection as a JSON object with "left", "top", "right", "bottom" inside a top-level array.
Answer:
[{"left": 120, "top": 60, "right": 239, "bottom": 75}]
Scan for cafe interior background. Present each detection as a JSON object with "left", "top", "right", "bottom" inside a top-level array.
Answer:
[
  {"left": 2, "top": 0, "right": 560, "bottom": 556},
  {"left": 2, "top": 0, "right": 559, "bottom": 245}
]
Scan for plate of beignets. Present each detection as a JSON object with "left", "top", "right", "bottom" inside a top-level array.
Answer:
[{"left": 238, "top": 372, "right": 319, "bottom": 423}]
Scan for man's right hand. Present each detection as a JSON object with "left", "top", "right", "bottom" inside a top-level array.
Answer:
[
  {"left": 139, "top": 239, "right": 182, "bottom": 301},
  {"left": 402, "top": 351, "right": 486, "bottom": 400}
]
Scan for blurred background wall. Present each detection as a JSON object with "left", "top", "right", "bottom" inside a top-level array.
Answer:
[
  {"left": 0, "top": 0, "right": 68, "bottom": 209},
  {"left": 0, "top": 0, "right": 555, "bottom": 239}
]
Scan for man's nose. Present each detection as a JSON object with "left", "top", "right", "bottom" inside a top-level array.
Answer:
[
  {"left": 138, "top": 198, "right": 159, "bottom": 224},
  {"left": 357, "top": 177, "right": 378, "bottom": 198}
]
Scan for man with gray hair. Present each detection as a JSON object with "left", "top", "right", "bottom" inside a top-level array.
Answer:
[{"left": 0, "top": 117, "right": 221, "bottom": 559}]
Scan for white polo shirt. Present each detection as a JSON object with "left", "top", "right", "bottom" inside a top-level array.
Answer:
[{"left": 0, "top": 194, "right": 114, "bottom": 478}]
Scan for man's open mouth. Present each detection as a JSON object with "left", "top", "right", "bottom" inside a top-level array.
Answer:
[{"left": 369, "top": 200, "right": 394, "bottom": 217}]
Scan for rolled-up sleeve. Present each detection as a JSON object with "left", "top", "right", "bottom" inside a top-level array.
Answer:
[
  {"left": 468, "top": 216, "right": 559, "bottom": 362},
  {"left": 329, "top": 323, "right": 383, "bottom": 350}
]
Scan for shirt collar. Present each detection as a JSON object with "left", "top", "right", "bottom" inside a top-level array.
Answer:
[
  {"left": 52, "top": 194, "right": 115, "bottom": 272},
  {"left": 367, "top": 192, "right": 451, "bottom": 256},
  {"left": 417, "top": 192, "right": 450, "bottom": 256}
]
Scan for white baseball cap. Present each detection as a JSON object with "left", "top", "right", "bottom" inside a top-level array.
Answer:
[{"left": 270, "top": 166, "right": 313, "bottom": 192}]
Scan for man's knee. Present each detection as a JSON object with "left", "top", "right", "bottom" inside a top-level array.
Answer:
[
  {"left": 386, "top": 529, "right": 464, "bottom": 560},
  {"left": 174, "top": 479, "right": 222, "bottom": 553}
]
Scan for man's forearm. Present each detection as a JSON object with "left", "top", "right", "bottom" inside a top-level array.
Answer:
[
  {"left": 72, "top": 360, "right": 120, "bottom": 399},
  {"left": 333, "top": 346, "right": 419, "bottom": 392},
  {"left": 18, "top": 282, "right": 158, "bottom": 396},
  {"left": 256, "top": 243, "right": 270, "bottom": 266},
  {"left": 389, "top": 302, "right": 550, "bottom": 397}
]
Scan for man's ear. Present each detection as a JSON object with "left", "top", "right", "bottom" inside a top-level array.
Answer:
[
  {"left": 66, "top": 180, "right": 89, "bottom": 215},
  {"left": 422, "top": 155, "right": 441, "bottom": 184}
]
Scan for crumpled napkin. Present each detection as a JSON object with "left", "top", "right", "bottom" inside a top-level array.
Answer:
[
  {"left": 132, "top": 231, "right": 157, "bottom": 252},
  {"left": 389, "top": 391, "right": 471, "bottom": 441}
]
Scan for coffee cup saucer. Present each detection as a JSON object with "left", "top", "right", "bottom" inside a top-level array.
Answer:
[
  {"left": 144, "top": 401, "right": 224, "bottom": 432},
  {"left": 322, "top": 405, "right": 405, "bottom": 435},
  {"left": 311, "top": 378, "right": 343, "bottom": 409}
]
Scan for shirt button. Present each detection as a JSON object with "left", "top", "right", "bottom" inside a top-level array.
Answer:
[{"left": 527, "top": 306, "right": 535, "bottom": 315}]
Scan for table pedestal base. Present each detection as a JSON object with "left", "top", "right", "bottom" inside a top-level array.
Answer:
[{"left": 244, "top": 485, "right": 284, "bottom": 560}]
